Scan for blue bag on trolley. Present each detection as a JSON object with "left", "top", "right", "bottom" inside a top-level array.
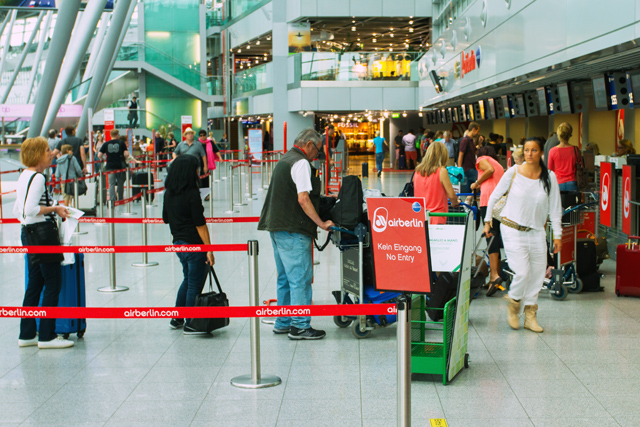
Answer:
[{"left": 24, "top": 254, "right": 87, "bottom": 338}]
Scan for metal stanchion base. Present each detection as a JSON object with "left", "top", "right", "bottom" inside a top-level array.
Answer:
[
  {"left": 221, "top": 177, "right": 228, "bottom": 180},
  {"left": 121, "top": 211, "right": 138, "bottom": 216},
  {"left": 131, "top": 262, "right": 159, "bottom": 267},
  {"left": 313, "top": 260, "right": 320, "bottom": 265},
  {"left": 97, "top": 286, "right": 129, "bottom": 292},
  {"left": 234, "top": 202, "right": 248, "bottom": 206},
  {"left": 73, "top": 231, "right": 88, "bottom": 235},
  {"left": 224, "top": 209, "right": 240, "bottom": 213},
  {"left": 230, "top": 374, "right": 281, "bottom": 389},
  {"left": 261, "top": 318, "right": 275, "bottom": 325}
]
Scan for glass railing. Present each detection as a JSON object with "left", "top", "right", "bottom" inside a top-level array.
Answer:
[
  {"left": 233, "top": 62, "right": 272, "bottom": 96},
  {"left": 228, "top": 0, "right": 264, "bottom": 20},
  {"left": 111, "top": 108, "right": 178, "bottom": 133},
  {"left": 206, "top": 7, "right": 225, "bottom": 27},
  {"left": 117, "top": 42, "right": 215, "bottom": 92},
  {"left": 297, "top": 52, "right": 421, "bottom": 82}
]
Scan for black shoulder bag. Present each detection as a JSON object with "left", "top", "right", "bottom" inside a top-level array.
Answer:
[
  {"left": 23, "top": 173, "right": 64, "bottom": 264},
  {"left": 190, "top": 267, "right": 230, "bottom": 333},
  {"left": 399, "top": 171, "right": 416, "bottom": 197}
]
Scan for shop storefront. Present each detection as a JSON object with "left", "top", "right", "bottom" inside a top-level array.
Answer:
[{"left": 334, "top": 121, "right": 380, "bottom": 155}]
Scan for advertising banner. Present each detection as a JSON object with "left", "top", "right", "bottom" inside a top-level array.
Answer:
[
  {"left": 600, "top": 162, "right": 614, "bottom": 227},
  {"left": 622, "top": 165, "right": 635, "bottom": 235},
  {"left": 367, "top": 197, "right": 431, "bottom": 294},
  {"left": 181, "top": 115, "right": 192, "bottom": 141},
  {"left": 0, "top": 0, "right": 113, "bottom": 9},
  {"left": 0, "top": 104, "right": 82, "bottom": 120},
  {"left": 288, "top": 22, "right": 311, "bottom": 54},
  {"left": 247, "top": 128, "right": 263, "bottom": 160}
]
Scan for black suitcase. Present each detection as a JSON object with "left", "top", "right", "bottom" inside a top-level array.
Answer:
[
  {"left": 579, "top": 270, "right": 604, "bottom": 292},
  {"left": 132, "top": 172, "right": 153, "bottom": 202},
  {"left": 361, "top": 162, "right": 368, "bottom": 177},
  {"left": 398, "top": 155, "right": 406, "bottom": 170},
  {"left": 576, "top": 239, "right": 598, "bottom": 276},
  {"left": 330, "top": 175, "right": 364, "bottom": 230},
  {"left": 426, "top": 272, "right": 458, "bottom": 321}
]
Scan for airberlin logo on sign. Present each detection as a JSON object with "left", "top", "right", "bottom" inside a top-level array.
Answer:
[
  {"left": 372, "top": 207, "right": 424, "bottom": 233},
  {"left": 455, "top": 46, "right": 482, "bottom": 80},
  {"left": 601, "top": 172, "right": 610, "bottom": 212}
]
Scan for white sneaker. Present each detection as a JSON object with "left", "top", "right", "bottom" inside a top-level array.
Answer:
[
  {"left": 18, "top": 337, "right": 38, "bottom": 347},
  {"left": 37, "top": 336, "right": 74, "bottom": 349}
]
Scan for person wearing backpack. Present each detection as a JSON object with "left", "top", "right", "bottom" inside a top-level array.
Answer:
[
  {"left": 258, "top": 129, "right": 335, "bottom": 340},
  {"left": 54, "top": 144, "right": 83, "bottom": 207}
]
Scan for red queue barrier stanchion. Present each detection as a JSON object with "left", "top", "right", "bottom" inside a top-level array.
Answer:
[
  {"left": 231, "top": 240, "right": 281, "bottom": 389},
  {"left": 0, "top": 216, "right": 260, "bottom": 225},
  {"left": 132, "top": 188, "right": 158, "bottom": 268},
  {"left": 99, "top": 201, "right": 129, "bottom": 293}
]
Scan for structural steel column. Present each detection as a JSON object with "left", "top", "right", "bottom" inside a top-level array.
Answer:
[
  {"left": 81, "top": 12, "right": 110, "bottom": 94},
  {"left": 0, "top": 10, "right": 17, "bottom": 79},
  {"left": 42, "top": 0, "right": 107, "bottom": 132},
  {"left": 76, "top": 0, "right": 133, "bottom": 138},
  {"left": 27, "top": 0, "right": 82, "bottom": 138},
  {"left": 25, "top": 11, "right": 53, "bottom": 104}
]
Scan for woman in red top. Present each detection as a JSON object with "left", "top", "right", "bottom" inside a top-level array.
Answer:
[
  {"left": 413, "top": 142, "right": 460, "bottom": 224},
  {"left": 547, "top": 123, "right": 582, "bottom": 192},
  {"left": 470, "top": 147, "right": 505, "bottom": 296}
]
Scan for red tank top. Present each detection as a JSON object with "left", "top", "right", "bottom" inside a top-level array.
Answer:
[{"left": 414, "top": 168, "right": 447, "bottom": 225}]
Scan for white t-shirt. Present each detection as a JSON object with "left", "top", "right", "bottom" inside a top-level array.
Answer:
[
  {"left": 13, "top": 170, "right": 57, "bottom": 225},
  {"left": 291, "top": 159, "right": 312, "bottom": 194}
]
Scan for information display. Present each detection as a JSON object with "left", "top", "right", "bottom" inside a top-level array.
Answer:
[
  {"left": 181, "top": 116, "right": 192, "bottom": 142},
  {"left": 247, "top": 129, "right": 263, "bottom": 160},
  {"left": 367, "top": 197, "right": 432, "bottom": 294},
  {"left": 600, "top": 162, "right": 614, "bottom": 227}
]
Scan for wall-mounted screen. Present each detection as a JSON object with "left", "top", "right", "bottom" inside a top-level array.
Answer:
[
  {"left": 514, "top": 94, "right": 526, "bottom": 117},
  {"left": 446, "top": 108, "right": 453, "bottom": 123},
  {"left": 537, "top": 87, "right": 548, "bottom": 115},
  {"left": 501, "top": 95, "right": 510, "bottom": 118},
  {"left": 468, "top": 104, "right": 475, "bottom": 121},
  {"left": 546, "top": 87, "right": 556, "bottom": 115},
  {"left": 460, "top": 105, "right": 467, "bottom": 122},
  {"left": 592, "top": 75, "right": 609, "bottom": 111},
  {"left": 486, "top": 98, "right": 496, "bottom": 120},
  {"left": 557, "top": 83, "right": 573, "bottom": 114},
  {"left": 477, "top": 100, "right": 486, "bottom": 120}
]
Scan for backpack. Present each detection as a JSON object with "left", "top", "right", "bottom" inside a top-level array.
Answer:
[
  {"left": 330, "top": 175, "right": 364, "bottom": 230},
  {"left": 426, "top": 272, "right": 458, "bottom": 321}
]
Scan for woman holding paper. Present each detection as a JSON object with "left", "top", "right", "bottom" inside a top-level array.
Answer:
[
  {"left": 484, "top": 137, "right": 562, "bottom": 333},
  {"left": 13, "top": 137, "right": 73, "bottom": 349}
]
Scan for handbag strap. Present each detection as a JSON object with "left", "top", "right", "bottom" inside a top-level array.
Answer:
[
  {"left": 22, "top": 172, "right": 39, "bottom": 220},
  {"left": 206, "top": 266, "right": 224, "bottom": 294},
  {"left": 573, "top": 146, "right": 584, "bottom": 168},
  {"left": 314, "top": 231, "right": 333, "bottom": 252}
]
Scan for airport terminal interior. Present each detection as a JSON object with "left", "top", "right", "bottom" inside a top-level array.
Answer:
[{"left": 2, "top": 0, "right": 640, "bottom": 425}]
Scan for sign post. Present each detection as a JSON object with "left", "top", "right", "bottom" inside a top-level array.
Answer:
[
  {"left": 622, "top": 165, "right": 636, "bottom": 236},
  {"left": 367, "top": 197, "right": 432, "bottom": 427},
  {"left": 104, "top": 109, "right": 114, "bottom": 134},
  {"left": 600, "top": 162, "right": 614, "bottom": 228}
]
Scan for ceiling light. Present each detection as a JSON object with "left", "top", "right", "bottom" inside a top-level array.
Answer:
[
  {"left": 352, "top": 20, "right": 355, "bottom": 23},
  {"left": 247, "top": 45, "right": 250, "bottom": 49},
  {"left": 255, "top": 60, "right": 259, "bottom": 63},
  {"left": 238, "top": 49, "right": 241, "bottom": 53},
  {"left": 409, "top": 28, "right": 414, "bottom": 33},
  {"left": 402, "top": 112, "right": 407, "bottom": 117},
  {"left": 357, "top": 38, "right": 360, "bottom": 41},
  {"left": 410, "top": 16, "right": 413, "bottom": 18},
  {"left": 351, "top": 26, "right": 356, "bottom": 31},
  {"left": 267, "top": 36, "right": 271, "bottom": 40},
  {"left": 409, "top": 20, "right": 413, "bottom": 25},
  {"left": 256, "top": 40, "right": 260, "bottom": 45},
  {"left": 389, "top": 48, "right": 393, "bottom": 51},
  {"left": 390, "top": 33, "right": 394, "bottom": 38},
  {"left": 405, "top": 39, "right": 409, "bottom": 42},
  {"left": 390, "top": 27, "right": 394, "bottom": 31},
  {"left": 372, "top": 38, "right": 376, "bottom": 42},
  {"left": 418, "top": 112, "right": 423, "bottom": 117}
]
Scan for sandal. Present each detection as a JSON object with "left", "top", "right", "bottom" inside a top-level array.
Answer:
[{"left": 486, "top": 278, "right": 504, "bottom": 297}]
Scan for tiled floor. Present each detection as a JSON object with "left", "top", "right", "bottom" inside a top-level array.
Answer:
[{"left": 0, "top": 155, "right": 639, "bottom": 426}]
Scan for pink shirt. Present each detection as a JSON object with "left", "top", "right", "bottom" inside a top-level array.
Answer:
[
  {"left": 547, "top": 146, "right": 578, "bottom": 184},
  {"left": 414, "top": 168, "right": 447, "bottom": 225},
  {"left": 476, "top": 156, "right": 505, "bottom": 207}
]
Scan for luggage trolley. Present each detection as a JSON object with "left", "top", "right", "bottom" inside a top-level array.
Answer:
[{"left": 330, "top": 223, "right": 401, "bottom": 339}]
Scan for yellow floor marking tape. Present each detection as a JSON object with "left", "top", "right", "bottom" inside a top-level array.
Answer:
[{"left": 430, "top": 419, "right": 448, "bottom": 427}]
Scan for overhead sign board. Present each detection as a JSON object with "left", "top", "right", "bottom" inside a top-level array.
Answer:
[{"left": 367, "top": 197, "right": 432, "bottom": 294}]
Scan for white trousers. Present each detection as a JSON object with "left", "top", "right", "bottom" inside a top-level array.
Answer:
[{"left": 501, "top": 227, "right": 547, "bottom": 308}]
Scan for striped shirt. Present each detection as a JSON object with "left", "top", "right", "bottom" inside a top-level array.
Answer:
[{"left": 13, "top": 170, "right": 56, "bottom": 225}]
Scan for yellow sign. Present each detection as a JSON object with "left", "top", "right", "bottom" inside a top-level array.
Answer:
[
  {"left": 288, "top": 23, "right": 311, "bottom": 54},
  {"left": 430, "top": 419, "right": 448, "bottom": 427}
]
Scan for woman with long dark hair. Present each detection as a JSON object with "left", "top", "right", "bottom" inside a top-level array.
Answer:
[
  {"left": 484, "top": 137, "right": 562, "bottom": 332},
  {"left": 163, "top": 155, "right": 215, "bottom": 334}
]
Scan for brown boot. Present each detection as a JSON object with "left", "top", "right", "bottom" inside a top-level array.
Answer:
[
  {"left": 523, "top": 305, "right": 543, "bottom": 333},
  {"left": 504, "top": 295, "right": 521, "bottom": 330}
]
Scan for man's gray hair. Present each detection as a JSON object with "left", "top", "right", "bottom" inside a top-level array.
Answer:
[
  {"left": 294, "top": 128, "right": 321, "bottom": 147},
  {"left": 443, "top": 131, "right": 451, "bottom": 138}
]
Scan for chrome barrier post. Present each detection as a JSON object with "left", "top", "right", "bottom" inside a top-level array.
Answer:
[
  {"left": 209, "top": 172, "right": 214, "bottom": 215},
  {"left": 132, "top": 188, "right": 159, "bottom": 268},
  {"left": 234, "top": 164, "right": 247, "bottom": 207},
  {"left": 121, "top": 166, "right": 136, "bottom": 216},
  {"left": 231, "top": 240, "right": 281, "bottom": 389},
  {"left": 246, "top": 160, "right": 257, "bottom": 200},
  {"left": 222, "top": 160, "right": 228, "bottom": 180},
  {"left": 72, "top": 178, "right": 87, "bottom": 235},
  {"left": 98, "top": 201, "right": 129, "bottom": 292},
  {"left": 215, "top": 161, "right": 221, "bottom": 182},
  {"left": 146, "top": 158, "right": 155, "bottom": 208},
  {"left": 224, "top": 164, "right": 239, "bottom": 214},
  {"left": 261, "top": 159, "right": 265, "bottom": 189},
  {"left": 98, "top": 169, "right": 104, "bottom": 218},
  {"left": 397, "top": 295, "right": 411, "bottom": 427}
]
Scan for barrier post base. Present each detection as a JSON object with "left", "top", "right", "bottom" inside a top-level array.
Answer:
[
  {"left": 224, "top": 209, "right": 239, "bottom": 213},
  {"left": 73, "top": 231, "right": 88, "bottom": 235},
  {"left": 131, "top": 262, "right": 159, "bottom": 267},
  {"left": 260, "top": 318, "right": 275, "bottom": 325},
  {"left": 230, "top": 374, "right": 281, "bottom": 389},
  {"left": 97, "top": 285, "right": 129, "bottom": 293}
]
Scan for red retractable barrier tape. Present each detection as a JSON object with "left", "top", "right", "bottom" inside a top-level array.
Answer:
[
  {"left": 0, "top": 244, "right": 247, "bottom": 254},
  {"left": 0, "top": 304, "right": 396, "bottom": 318},
  {"left": 0, "top": 217, "right": 260, "bottom": 224}
]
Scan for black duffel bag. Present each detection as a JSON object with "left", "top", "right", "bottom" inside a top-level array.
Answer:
[{"left": 190, "top": 267, "right": 230, "bottom": 333}]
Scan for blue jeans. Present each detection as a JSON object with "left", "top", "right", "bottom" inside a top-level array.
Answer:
[
  {"left": 559, "top": 181, "right": 578, "bottom": 192},
  {"left": 375, "top": 152, "right": 385, "bottom": 173},
  {"left": 21, "top": 228, "right": 62, "bottom": 342},
  {"left": 174, "top": 241, "right": 208, "bottom": 325},
  {"left": 461, "top": 168, "right": 478, "bottom": 194},
  {"left": 271, "top": 231, "right": 313, "bottom": 330}
]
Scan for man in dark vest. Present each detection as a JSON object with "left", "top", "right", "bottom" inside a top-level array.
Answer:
[{"left": 258, "top": 129, "right": 334, "bottom": 340}]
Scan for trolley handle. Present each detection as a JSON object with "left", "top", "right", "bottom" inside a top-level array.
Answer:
[
  {"left": 563, "top": 202, "right": 598, "bottom": 215},
  {"left": 330, "top": 226, "right": 356, "bottom": 235}
]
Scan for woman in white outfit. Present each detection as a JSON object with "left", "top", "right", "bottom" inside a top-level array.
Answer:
[{"left": 484, "top": 137, "right": 563, "bottom": 332}]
